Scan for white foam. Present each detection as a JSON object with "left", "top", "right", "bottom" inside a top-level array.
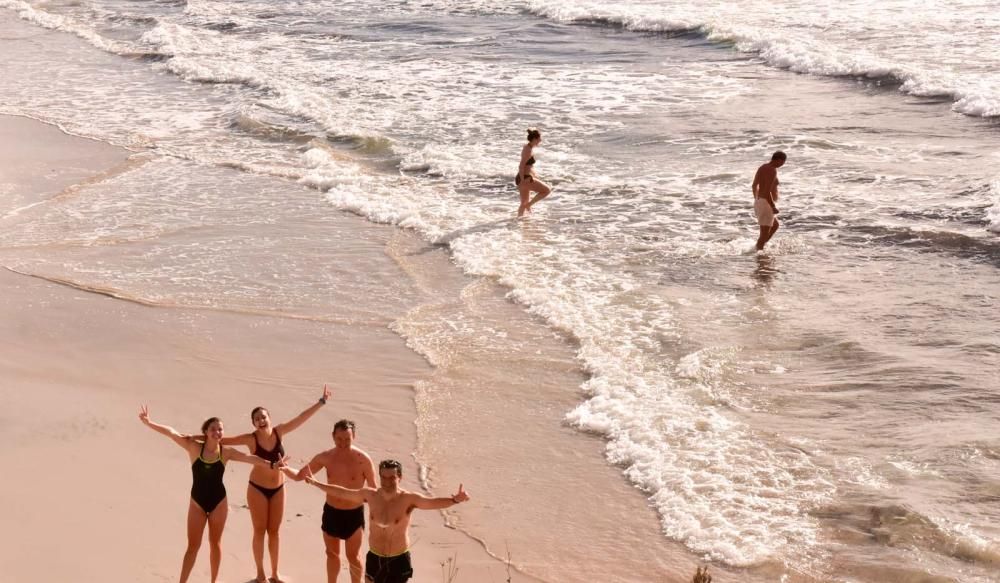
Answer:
[
  {"left": 527, "top": 0, "right": 1000, "bottom": 118},
  {"left": 987, "top": 179, "right": 1000, "bottom": 234},
  {"left": 292, "top": 152, "right": 835, "bottom": 567},
  {"left": 0, "top": 0, "right": 136, "bottom": 54}
]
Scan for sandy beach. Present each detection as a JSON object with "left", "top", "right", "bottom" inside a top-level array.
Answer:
[{"left": 0, "top": 112, "right": 544, "bottom": 583}]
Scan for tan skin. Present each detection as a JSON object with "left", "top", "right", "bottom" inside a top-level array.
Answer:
[
  {"left": 752, "top": 158, "right": 785, "bottom": 250},
  {"left": 287, "top": 465, "right": 469, "bottom": 559},
  {"left": 517, "top": 134, "right": 551, "bottom": 217},
  {"left": 286, "top": 426, "right": 376, "bottom": 583},
  {"left": 138, "top": 406, "right": 284, "bottom": 583},
  {"left": 220, "top": 385, "right": 332, "bottom": 583}
]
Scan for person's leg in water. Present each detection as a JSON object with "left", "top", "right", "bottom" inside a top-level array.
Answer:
[
  {"left": 180, "top": 501, "right": 209, "bottom": 583},
  {"left": 526, "top": 179, "right": 551, "bottom": 212},
  {"left": 206, "top": 500, "right": 229, "bottom": 583},
  {"left": 755, "top": 225, "right": 769, "bottom": 251},
  {"left": 757, "top": 218, "right": 780, "bottom": 250},
  {"left": 517, "top": 177, "right": 531, "bottom": 217}
]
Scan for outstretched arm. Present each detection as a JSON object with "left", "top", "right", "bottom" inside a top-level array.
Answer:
[
  {"left": 412, "top": 483, "right": 470, "bottom": 511},
  {"left": 219, "top": 433, "right": 254, "bottom": 448},
  {"left": 285, "top": 453, "right": 328, "bottom": 482},
  {"left": 274, "top": 385, "right": 331, "bottom": 435},
  {"left": 223, "top": 446, "right": 287, "bottom": 470},
  {"left": 138, "top": 405, "right": 196, "bottom": 450},
  {"left": 294, "top": 466, "right": 372, "bottom": 505}
]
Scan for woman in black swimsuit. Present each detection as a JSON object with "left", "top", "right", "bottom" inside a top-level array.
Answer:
[
  {"left": 139, "top": 406, "right": 282, "bottom": 583},
  {"left": 220, "top": 385, "right": 331, "bottom": 583},
  {"left": 516, "top": 128, "right": 551, "bottom": 217}
]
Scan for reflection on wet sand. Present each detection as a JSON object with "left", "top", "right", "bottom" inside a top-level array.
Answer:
[{"left": 752, "top": 253, "right": 778, "bottom": 286}]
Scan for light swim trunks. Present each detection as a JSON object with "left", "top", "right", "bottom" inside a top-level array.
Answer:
[{"left": 754, "top": 197, "right": 776, "bottom": 227}]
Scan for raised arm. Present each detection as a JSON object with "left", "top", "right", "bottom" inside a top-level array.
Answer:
[
  {"left": 412, "top": 483, "right": 470, "bottom": 511},
  {"left": 138, "top": 405, "right": 195, "bottom": 450},
  {"left": 274, "top": 385, "right": 331, "bottom": 436}
]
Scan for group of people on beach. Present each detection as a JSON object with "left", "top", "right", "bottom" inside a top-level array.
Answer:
[
  {"left": 139, "top": 386, "right": 468, "bottom": 583},
  {"left": 514, "top": 128, "right": 787, "bottom": 251}
]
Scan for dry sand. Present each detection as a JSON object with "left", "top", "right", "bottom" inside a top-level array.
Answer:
[{"left": 0, "top": 113, "right": 535, "bottom": 583}]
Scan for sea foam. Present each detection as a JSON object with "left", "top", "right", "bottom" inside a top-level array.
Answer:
[{"left": 527, "top": 0, "right": 1000, "bottom": 118}]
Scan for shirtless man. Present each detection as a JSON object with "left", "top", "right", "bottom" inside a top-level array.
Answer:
[
  {"left": 290, "top": 420, "right": 376, "bottom": 583},
  {"left": 752, "top": 151, "right": 787, "bottom": 251},
  {"left": 293, "top": 459, "right": 470, "bottom": 583}
]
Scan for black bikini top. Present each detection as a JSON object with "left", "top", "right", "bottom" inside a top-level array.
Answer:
[
  {"left": 526, "top": 156, "right": 536, "bottom": 166},
  {"left": 253, "top": 431, "right": 285, "bottom": 463}
]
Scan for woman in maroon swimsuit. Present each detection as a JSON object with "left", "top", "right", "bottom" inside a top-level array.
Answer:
[
  {"left": 222, "top": 385, "right": 331, "bottom": 583},
  {"left": 139, "top": 407, "right": 281, "bottom": 583}
]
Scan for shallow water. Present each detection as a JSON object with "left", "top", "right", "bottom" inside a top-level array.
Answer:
[{"left": 2, "top": 1, "right": 999, "bottom": 580}]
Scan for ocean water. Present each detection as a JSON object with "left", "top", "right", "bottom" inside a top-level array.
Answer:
[{"left": 1, "top": 1, "right": 999, "bottom": 581}]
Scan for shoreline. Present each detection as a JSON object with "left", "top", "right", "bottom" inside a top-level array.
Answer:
[
  {"left": 4, "top": 1, "right": 1000, "bottom": 580},
  {"left": 0, "top": 111, "right": 542, "bottom": 583}
]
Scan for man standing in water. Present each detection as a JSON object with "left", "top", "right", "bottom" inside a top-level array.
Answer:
[
  {"left": 752, "top": 151, "right": 786, "bottom": 251},
  {"left": 293, "top": 459, "right": 470, "bottom": 583},
  {"left": 290, "top": 420, "right": 376, "bottom": 583}
]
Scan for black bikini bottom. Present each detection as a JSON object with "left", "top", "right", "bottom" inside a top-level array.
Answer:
[{"left": 249, "top": 481, "right": 284, "bottom": 500}]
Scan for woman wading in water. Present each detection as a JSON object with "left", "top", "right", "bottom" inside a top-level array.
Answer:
[
  {"left": 221, "top": 385, "right": 332, "bottom": 583},
  {"left": 516, "top": 128, "right": 551, "bottom": 217},
  {"left": 139, "top": 406, "right": 286, "bottom": 583}
]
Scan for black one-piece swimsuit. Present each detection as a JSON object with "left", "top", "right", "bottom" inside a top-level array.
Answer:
[{"left": 191, "top": 444, "right": 226, "bottom": 514}]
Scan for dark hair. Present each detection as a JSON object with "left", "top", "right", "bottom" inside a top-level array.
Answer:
[
  {"left": 526, "top": 128, "right": 541, "bottom": 142},
  {"left": 333, "top": 419, "right": 356, "bottom": 434},
  {"left": 250, "top": 406, "right": 267, "bottom": 421},
  {"left": 378, "top": 459, "right": 403, "bottom": 476},
  {"left": 201, "top": 417, "right": 221, "bottom": 434},
  {"left": 771, "top": 151, "right": 787, "bottom": 161}
]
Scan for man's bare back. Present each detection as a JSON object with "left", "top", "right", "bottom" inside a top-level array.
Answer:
[{"left": 752, "top": 163, "right": 780, "bottom": 206}]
